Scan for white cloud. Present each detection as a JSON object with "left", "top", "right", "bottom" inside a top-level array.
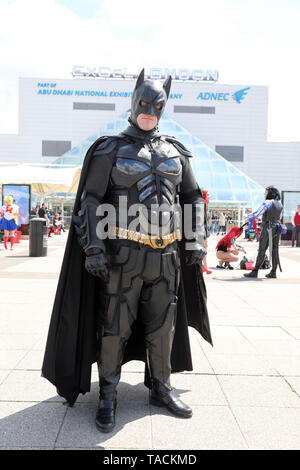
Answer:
[{"left": 0, "top": 0, "right": 300, "bottom": 140}]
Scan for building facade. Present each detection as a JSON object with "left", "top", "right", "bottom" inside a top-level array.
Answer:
[{"left": 0, "top": 76, "right": 299, "bottom": 194}]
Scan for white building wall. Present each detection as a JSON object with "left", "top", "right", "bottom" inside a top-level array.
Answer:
[
  {"left": 245, "top": 142, "right": 300, "bottom": 191},
  {"left": 0, "top": 76, "right": 299, "bottom": 193}
]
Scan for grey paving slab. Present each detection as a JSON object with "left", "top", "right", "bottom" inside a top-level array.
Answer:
[
  {"left": 15, "top": 350, "right": 45, "bottom": 370},
  {"left": 263, "top": 355, "right": 300, "bottom": 376},
  {"left": 171, "top": 373, "right": 227, "bottom": 406},
  {"left": 0, "top": 310, "right": 50, "bottom": 335},
  {"left": 1, "top": 234, "right": 300, "bottom": 449},
  {"left": 247, "top": 339, "right": 300, "bottom": 356},
  {"left": 0, "top": 370, "right": 10, "bottom": 385},
  {"left": 269, "top": 318, "right": 300, "bottom": 329},
  {"left": 150, "top": 405, "right": 247, "bottom": 450},
  {"left": 232, "top": 406, "right": 300, "bottom": 449},
  {"left": 205, "top": 353, "right": 278, "bottom": 376},
  {"left": 280, "top": 327, "right": 300, "bottom": 340},
  {"left": 185, "top": 330, "right": 214, "bottom": 374},
  {"left": 122, "top": 360, "right": 145, "bottom": 373},
  {"left": 210, "top": 314, "right": 275, "bottom": 327},
  {"left": 76, "top": 373, "right": 148, "bottom": 405},
  {"left": 0, "top": 401, "right": 66, "bottom": 448},
  {"left": 284, "top": 377, "right": 300, "bottom": 397},
  {"left": 31, "top": 334, "right": 50, "bottom": 351},
  {"left": 0, "top": 370, "right": 63, "bottom": 402},
  {"left": 55, "top": 402, "right": 152, "bottom": 450},
  {"left": 0, "top": 334, "right": 40, "bottom": 350},
  {"left": 0, "top": 350, "right": 28, "bottom": 369},
  {"left": 218, "top": 375, "right": 300, "bottom": 407},
  {"left": 0, "top": 447, "right": 54, "bottom": 450},
  {"left": 200, "top": 337, "right": 256, "bottom": 355},
  {"left": 238, "top": 326, "right": 294, "bottom": 340}
]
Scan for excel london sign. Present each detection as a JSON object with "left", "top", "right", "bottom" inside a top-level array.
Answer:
[{"left": 72, "top": 66, "right": 219, "bottom": 82}]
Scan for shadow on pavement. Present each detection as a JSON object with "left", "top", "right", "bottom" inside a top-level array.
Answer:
[{"left": 0, "top": 379, "right": 191, "bottom": 449}]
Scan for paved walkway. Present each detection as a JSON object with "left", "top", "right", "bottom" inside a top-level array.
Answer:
[{"left": 0, "top": 232, "right": 299, "bottom": 450}]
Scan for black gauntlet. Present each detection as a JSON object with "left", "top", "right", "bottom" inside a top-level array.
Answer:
[
  {"left": 73, "top": 202, "right": 111, "bottom": 282},
  {"left": 181, "top": 189, "right": 207, "bottom": 266}
]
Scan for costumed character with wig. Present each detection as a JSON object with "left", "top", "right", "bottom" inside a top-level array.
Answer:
[
  {"left": 0, "top": 196, "right": 20, "bottom": 250},
  {"left": 42, "top": 69, "right": 212, "bottom": 433},
  {"left": 201, "top": 189, "right": 212, "bottom": 274},
  {"left": 216, "top": 225, "right": 246, "bottom": 269},
  {"left": 244, "top": 186, "right": 283, "bottom": 279},
  {"left": 247, "top": 216, "right": 260, "bottom": 241}
]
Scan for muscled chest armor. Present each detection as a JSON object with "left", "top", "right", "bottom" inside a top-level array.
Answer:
[
  {"left": 110, "top": 138, "right": 182, "bottom": 206},
  {"left": 107, "top": 138, "right": 183, "bottom": 234}
]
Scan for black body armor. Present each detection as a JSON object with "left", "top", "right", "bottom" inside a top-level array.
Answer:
[
  {"left": 262, "top": 199, "right": 283, "bottom": 225},
  {"left": 73, "top": 70, "right": 206, "bottom": 429}
]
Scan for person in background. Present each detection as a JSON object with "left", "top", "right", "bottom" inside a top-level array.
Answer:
[
  {"left": 244, "top": 186, "right": 283, "bottom": 279},
  {"left": 30, "top": 207, "right": 37, "bottom": 219},
  {"left": 57, "top": 212, "right": 66, "bottom": 232},
  {"left": 218, "top": 212, "right": 226, "bottom": 235},
  {"left": 210, "top": 211, "right": 216, "bottom": 234},
  {"left": 214, "top": 212, "right": 219, "bottom": 234},
  {"left": 38, "top": 203, "right": 47, "bottom": 220},
  {"left": 216, "top": 226, "right": 246, "bottom": 269},
  {"left": 225, "top": 212, "right": 233, "bottom": 232},
  {"left": 291, "top": 204, "right": 300, "bottom": 247},
  {"left": 0, "top": 195, "right": 20, "bottom": 250},
  {"left": 46, "top": 209, "right": 54, "bottom": 237}
]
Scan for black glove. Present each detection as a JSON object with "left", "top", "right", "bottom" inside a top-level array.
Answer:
[
  {"left": 72, "top": 212, "right": 111, "bottom": 282},
  {"left": 85, "top": 248, "right": 111, "bottom": 282},
  {"left": 185, "top": 246, "right": 207, "bottom": 266}
]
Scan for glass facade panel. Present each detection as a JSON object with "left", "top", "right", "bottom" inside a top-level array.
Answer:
[
  {"left": 53, "top": 111, "right": 264, "bottom": 207},
  {"left": 231, "top": 175, "right": 248, "bottom": 190}
]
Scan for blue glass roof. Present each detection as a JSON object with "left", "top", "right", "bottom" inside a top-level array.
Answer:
[{"left": 54, "top": 112, "right": 264, "bottom": 208}]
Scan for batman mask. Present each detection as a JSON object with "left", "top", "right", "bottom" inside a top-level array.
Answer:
[
  {"left": 266, "top": 186, "right": 280, "bottom": 200},
  {"left": 129, "top": 69, "right": 172, "bottom": 129}
]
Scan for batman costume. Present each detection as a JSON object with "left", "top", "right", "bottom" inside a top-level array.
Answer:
[
  {"left": 244, "top": 185, "right": 283, "bottom": 279},
  {"left": 42, "top": 70, "right": 212, "bottom": 433}
]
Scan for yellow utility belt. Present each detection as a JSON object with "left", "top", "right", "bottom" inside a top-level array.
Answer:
[{"left": 107, "top": 227, "right": 181, "bottom": 249}]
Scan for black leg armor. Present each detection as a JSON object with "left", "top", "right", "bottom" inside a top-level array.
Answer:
[{"left": 97, "top": 243, "right": 179, "bottom": 401}]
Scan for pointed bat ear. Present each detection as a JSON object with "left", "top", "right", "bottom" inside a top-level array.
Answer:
[
  {"left": 163, "top": 75, "right": 172, "bottom": 98},
  {"left": 134, "top": 69, "right": 145, "bottom": 90}
]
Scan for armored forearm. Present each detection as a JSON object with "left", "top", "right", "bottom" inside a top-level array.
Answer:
[
  {"left": 73, "top": 197, "right": 106, "bottom": 255},
  {"left": 181, "top": 188, "right": 206, "bottom": 249}
]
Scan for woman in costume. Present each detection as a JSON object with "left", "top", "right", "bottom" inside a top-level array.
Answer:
[
  {"left": 0, "top": 195, "right": 20, "bottom": 250},
  {"left": 216, "top": 225, "right": 246, "bottom": 269}
]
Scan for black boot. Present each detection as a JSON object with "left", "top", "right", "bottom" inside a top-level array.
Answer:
[
  {"left": 150, "top": 378, "right": 192, "bottom": 418},
  {"left": 95, "top": 399, "right": 117, "bottom": 433},
  {"left": 244, "top": 269, "right": 258, "bottom": 278},
  {"left": 96, "top": 334, "right": 126, "bottom": 433},
  {"left": 265, "top": 271, "right": 276, "bottom": 278},
  {"left": 225, "top": 262, "right": 234, "bottom": 270}
]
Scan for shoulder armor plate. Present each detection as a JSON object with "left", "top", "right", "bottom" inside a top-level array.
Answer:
[
  {"left": 93, "top": 136, "right": 122, "bottom": 156},
  {"left": 163, "top": 136, "right": 192, "bottom": 157}
]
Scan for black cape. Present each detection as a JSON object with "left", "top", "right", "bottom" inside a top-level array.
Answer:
[{"left": 41, "top": 136, "right": 213, "bottom": 406}]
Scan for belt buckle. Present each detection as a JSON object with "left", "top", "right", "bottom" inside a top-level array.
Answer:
[{"left": 150, "top": 235, "right": 171, "bottom": 249}]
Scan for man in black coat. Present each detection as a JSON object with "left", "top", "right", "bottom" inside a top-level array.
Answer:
[{"left": 42, "top": 70, "right": 212, "bottom": 433}]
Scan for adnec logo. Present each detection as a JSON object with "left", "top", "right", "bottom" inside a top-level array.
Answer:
[
  {"left": 232, "top": 87, "right": 251, "bottom": 103},
  {"left": 197, "top": 87, "right": 251, "bottom": 103}
]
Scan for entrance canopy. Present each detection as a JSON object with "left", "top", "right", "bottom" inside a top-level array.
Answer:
[{"left": 0, "top": 163, "right": 81, "bottom": 198}]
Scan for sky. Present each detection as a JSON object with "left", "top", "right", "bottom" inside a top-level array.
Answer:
[{"left": 0, "top": 0, "right": 300, "bottom": 141}]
